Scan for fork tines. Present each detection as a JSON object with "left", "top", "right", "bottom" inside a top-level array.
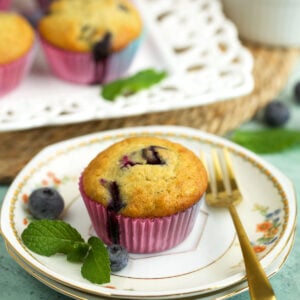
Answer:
[{"left": 201, "top": 148, "right": 242, "bottom": 208}]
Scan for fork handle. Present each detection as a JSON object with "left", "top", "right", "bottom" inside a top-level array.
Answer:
[{"left": 228, "top": 204, "right": 276, "bottom": 300}]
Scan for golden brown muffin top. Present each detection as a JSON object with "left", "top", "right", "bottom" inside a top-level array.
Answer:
[
  {"left": 38, "top": 0, "right": 142, "bottom": 53},
  {"left": 0, "top": 13, "right": 34, "bottom": 65},
  {"left": 82, "top": 137, "right": 208, "bottom": 218}
]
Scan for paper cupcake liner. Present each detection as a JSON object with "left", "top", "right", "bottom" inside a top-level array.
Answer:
[
  {"left": 0, "top": 0, "right": 11, "bottom": 10},
  {"left": 0, "top": 45, "right": 36, "bottom": 97},
  {"left": 79, "top": 176, "right": 202, "bottom": 253},
  {"left": 40, "top": 36, "right": 141, "bottom": 85}
]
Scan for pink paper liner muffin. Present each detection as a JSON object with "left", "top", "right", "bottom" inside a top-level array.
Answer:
[
  {"left": 0, "top": 0, "right": 11, "bottom": 11},
  {"left": 79, "top": 175, "right": 202, "bottom": 254},
  {"left": 0, "top": 45, "right": 36, "bottom": 97},
  {"left": 39, "top": 36, "right": 141, "bottom": 85}
]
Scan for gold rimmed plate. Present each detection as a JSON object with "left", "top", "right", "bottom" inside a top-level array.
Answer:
[
  {"left": 5, "top": 228, "right": 295, "bottom": 300},
  {"left": 0, "top": 126, "right": 296, "bottom": 299}
]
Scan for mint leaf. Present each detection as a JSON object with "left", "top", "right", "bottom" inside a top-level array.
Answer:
[
  {"left": 21, "top": 220, "right": 86, "bottom": 257},
  {"left": 81, "top": 237, "right": 110, "bottom": 284},
  {"left": 21, "top": 220, "right": 112, "bottom": 284},
  {"left": 101, "top": 68, "right": 167, "bottom": 101},
  {"left": 102, "top": 80, "right": 124, "bottom": 101},
  {"left": 67, "top": 243, "right": 90, "bottom": 262},
  {"left": 230, "top": 129, "right": 300, "bottom": 153}
]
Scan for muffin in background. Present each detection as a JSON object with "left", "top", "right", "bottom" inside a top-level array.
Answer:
[
  {"left": 38, "top": 0, "right": 143, "bottom": 84},
  {"left": 0, "top": 12, "right": 35, "bottom": 97},
  {"left": 79, "top": 136, "right": 208, "bottom": 253},
  {"left": 0, "top": 0, "right": 11, "bottom": 11}
]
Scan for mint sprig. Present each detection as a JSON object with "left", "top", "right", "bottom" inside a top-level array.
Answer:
[
  {"left": 230, "top": 129, "right": 300, "bottom": 153},
  {"left": 101, "top": 68, "right": 167, "bottom": 101},
  {"left": 21, "top": 220, "right": 110, "bottom": 284},
  {"left": 81, "top": 237, "right": 110, "bottom": 284},
  {"left": 21, "top": 220, "right": 86, "bottom": 257}
]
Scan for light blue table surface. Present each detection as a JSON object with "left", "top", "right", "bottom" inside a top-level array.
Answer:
[{"left": 1, "top": 62, "right": 300, "bottom": 299}]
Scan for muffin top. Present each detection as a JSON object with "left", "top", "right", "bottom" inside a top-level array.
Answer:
[
  {"left": 0, "top": 13, "right": 34, "bottom": 65},
  {"left": 82, "top": 137, "right": 208, "bottom": 218},
  {"left": 38, "top": 0, "right": 142, "bottom": 53}
]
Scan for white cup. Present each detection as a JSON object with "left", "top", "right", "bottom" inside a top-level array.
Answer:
[{"left": 221, "top": 0, "right": 300, "bottom": 47}]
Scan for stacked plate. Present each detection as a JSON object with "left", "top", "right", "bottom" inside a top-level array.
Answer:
[{"left": 0, "top": 126, "right": 296, "bottom": 300}]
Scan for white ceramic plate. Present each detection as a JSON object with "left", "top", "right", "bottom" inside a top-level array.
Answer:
[
  {"left": 0, "top": 0, "right": 253, "bottom": 131},
  {"left": 0, "top": 126, "right": 296, "bottom": 299},
  {"left": 5, "top": 229, "right": 296, "bottom": 300}
]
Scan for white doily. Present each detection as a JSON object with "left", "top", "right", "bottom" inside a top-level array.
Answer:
[{"left": 0, "top": 0, "right": 253, "bottom": 131}]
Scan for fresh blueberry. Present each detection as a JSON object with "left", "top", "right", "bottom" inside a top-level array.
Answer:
[
  {"left": 294, "top": 81, "right": 300, "bottom": 104},
  {"left": 107, "top": 244, "right": 129, "bottom": 272},
  {"left": 28, "top": 187, "right": 64, "bottom": 219},
  {"left": 263, "top": 101, "right": 290, "bottom": 127}
]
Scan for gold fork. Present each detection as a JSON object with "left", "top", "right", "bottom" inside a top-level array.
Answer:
[{"left": 201, "top": 148, "right": 276, "bottom": 300}]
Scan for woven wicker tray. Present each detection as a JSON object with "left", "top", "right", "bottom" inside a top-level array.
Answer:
[{"left": 0, "top": 43, "right": 299, "bottom": 183}]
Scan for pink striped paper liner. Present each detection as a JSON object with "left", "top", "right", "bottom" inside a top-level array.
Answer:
[
  {"left": 79, "top": 175, "right": 202, "bottom": 253},
  {"left": 0, "top": 45, "right": 36, "bottom": 97},
  {"left": 0, "top": 0, "right": 11, "bottom": 10},
  {"left": 39, "top": 36, "right": 141, "bottom": 85}
]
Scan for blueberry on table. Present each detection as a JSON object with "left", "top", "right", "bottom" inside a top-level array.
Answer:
[
  {"left": 28, "top": 187, "right": 65, "bottom": 219},
  {"left": 107, "top": 244, "right": 129, "bottom": 272},
  {"left": 294, "top": 81, "right": 300, "bottom": 104},
  {"left": 263, "top": 101, "right": 290, "bottom": 127}
]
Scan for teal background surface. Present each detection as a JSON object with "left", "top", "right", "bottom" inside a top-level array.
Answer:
[{"left": 1, "top": 63, "right": 300, "bottom": 299}]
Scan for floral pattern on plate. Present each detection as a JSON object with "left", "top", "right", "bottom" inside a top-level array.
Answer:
[{"left": 252, "top": 205, "right": 282, "bottom": 254}]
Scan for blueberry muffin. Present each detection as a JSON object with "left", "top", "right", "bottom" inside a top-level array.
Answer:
[
  {"left": 38, "top": 0, "right": 143, "bottom": 84},
  {"left": 0, "top": 13, "right": 35, "bottom": 96},
  {"left": 39, "top": 0, "right": 142, "bottom": 53},
  {"left": 80, "top": 137, "right": 208, "bottom": 253},
  {"left": 0, "top": 13, "right": 34, "bottom": 65}
]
